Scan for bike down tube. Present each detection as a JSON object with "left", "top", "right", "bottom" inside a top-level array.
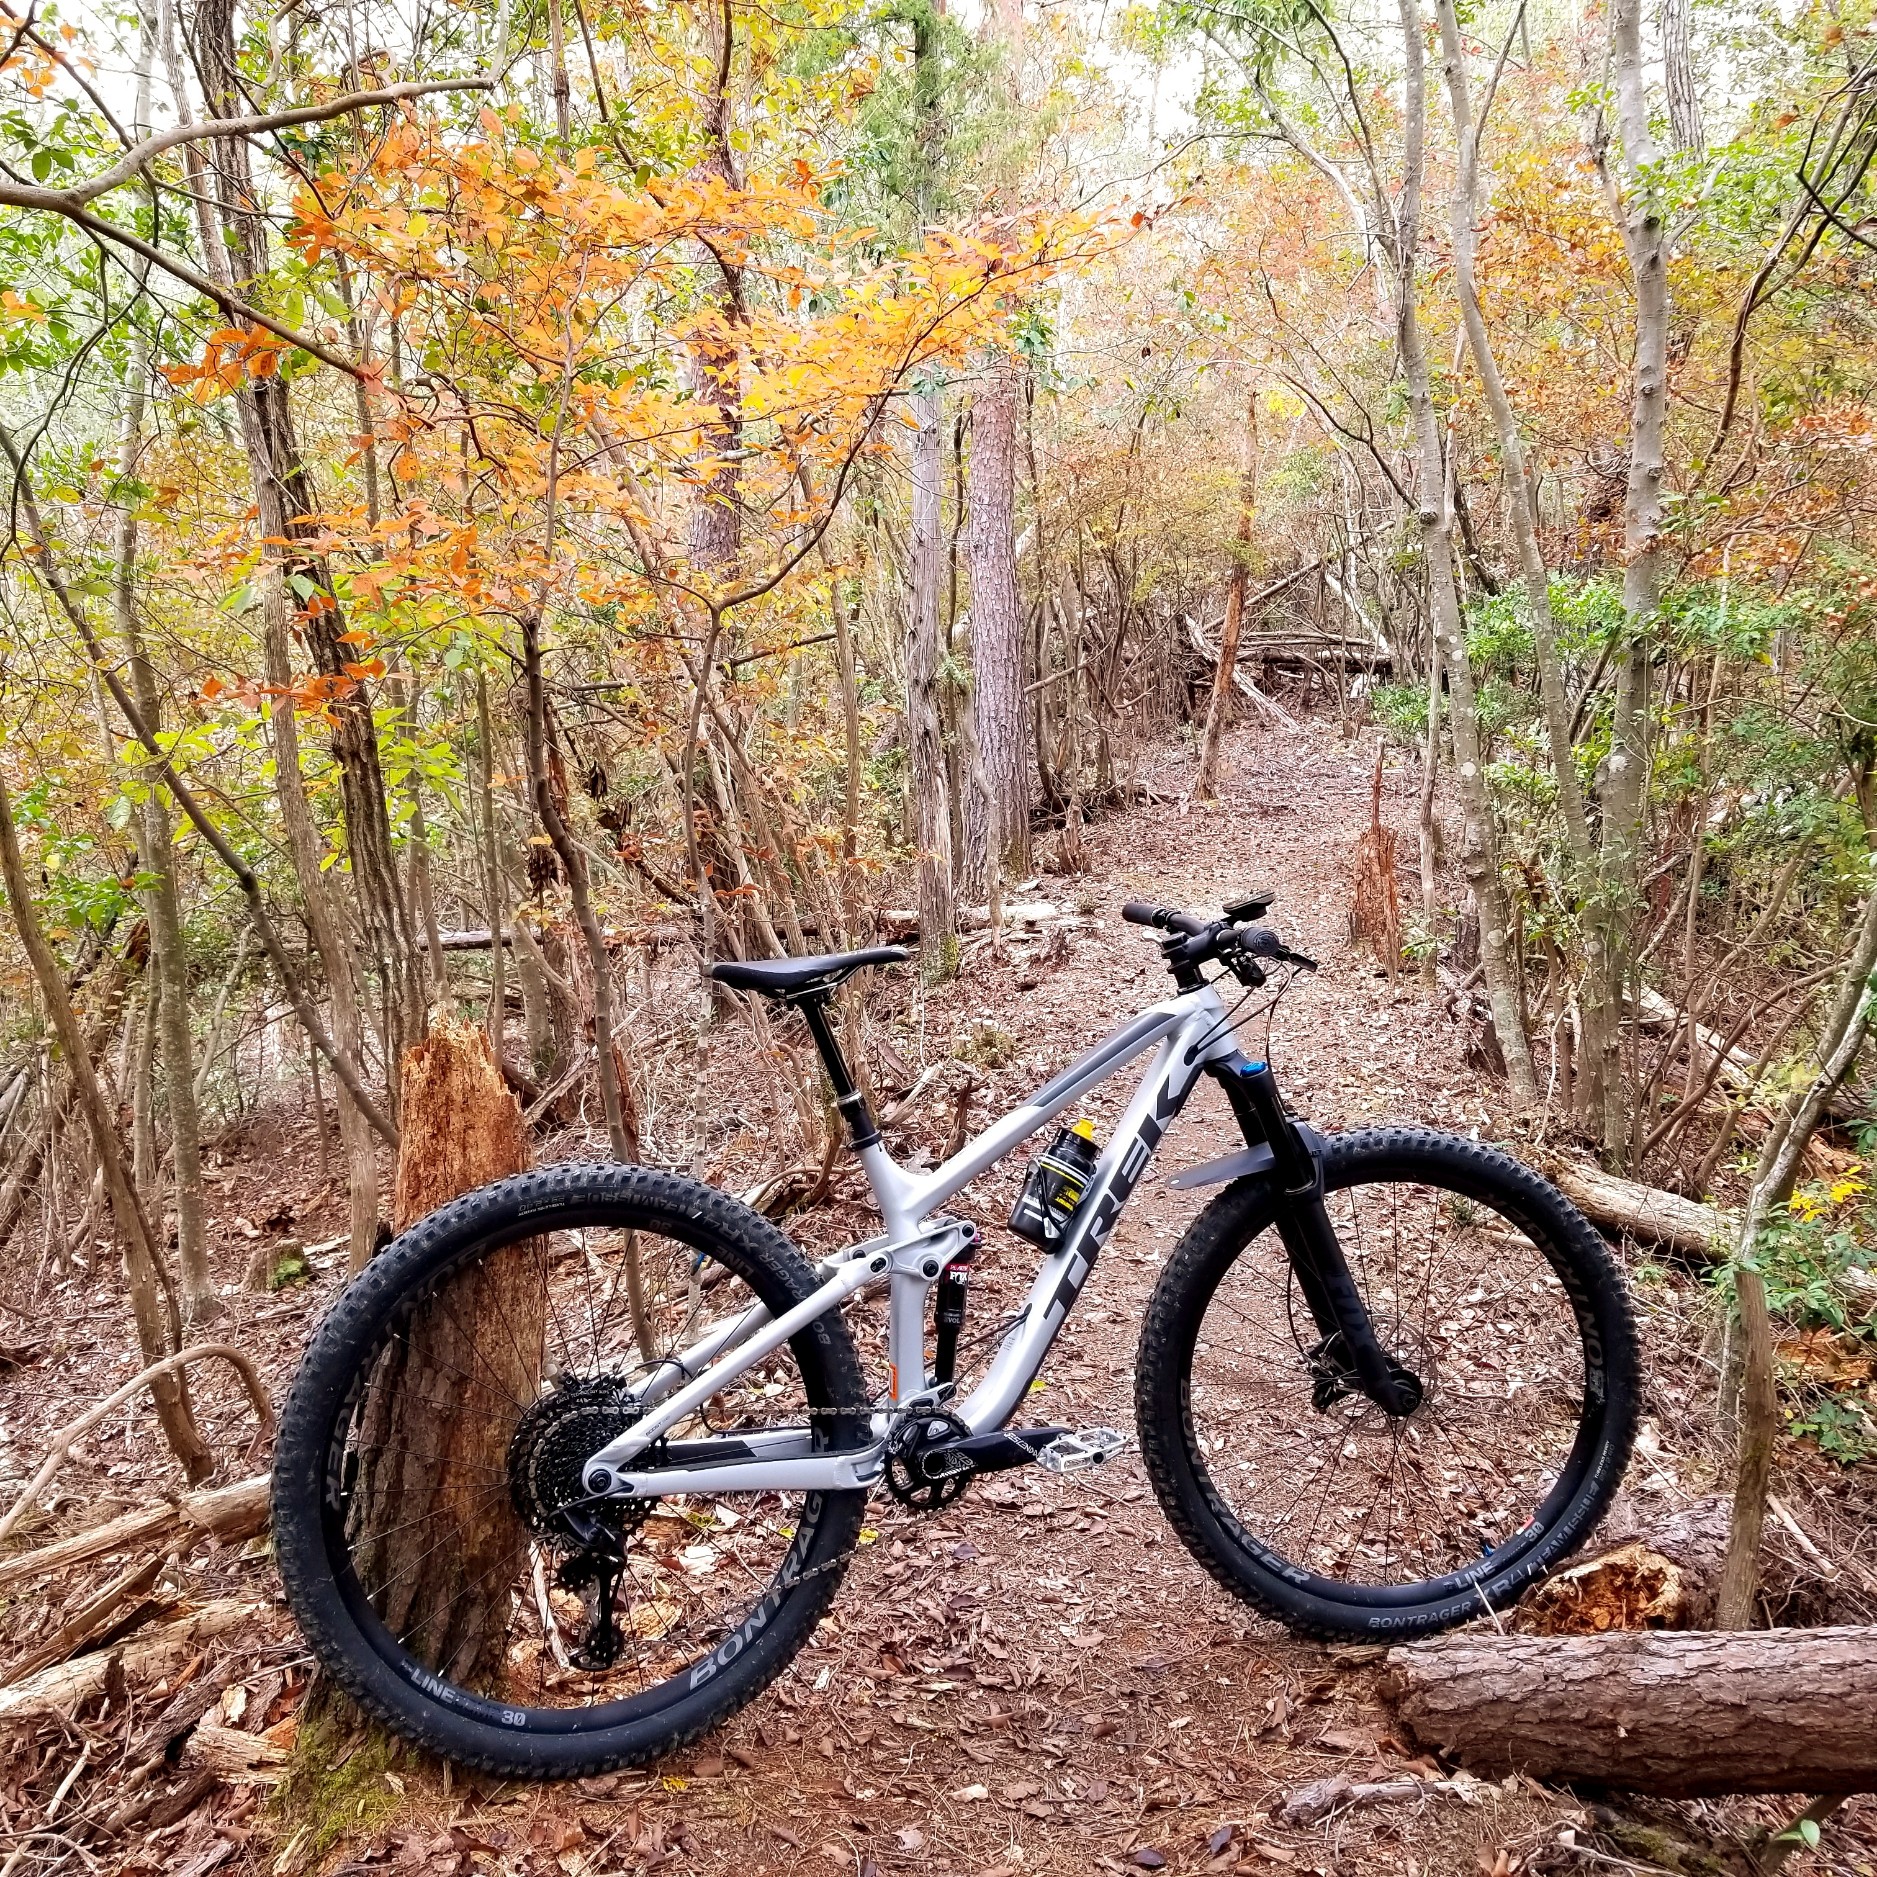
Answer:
[{"left": 954, "top": 998, "right": 1236, "bottom": 1436}]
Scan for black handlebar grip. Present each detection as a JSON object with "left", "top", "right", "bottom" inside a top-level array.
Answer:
[{"left": 1121, "top": 902, "right": 1164, "bottom": 928}]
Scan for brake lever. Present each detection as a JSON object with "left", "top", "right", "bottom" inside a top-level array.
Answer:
[{"left": 1233, "top": 925, "right": 1318, "bottom": 974}]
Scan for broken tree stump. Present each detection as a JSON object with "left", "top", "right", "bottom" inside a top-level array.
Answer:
[
  {"left": 351, "top": 1019, "right": 545, "bottom": 1684},
  {"left": 1517, "top": 1496, "right": 1728, "bottom": 1634},
  {"left": 1382, "top": 1625, "right": 1877, "bottom": 1795},
  {"left": 1348, "top": 742, "right": 1402, "bottom": 979}
]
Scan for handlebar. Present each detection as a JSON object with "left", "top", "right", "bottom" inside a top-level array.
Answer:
[
  {"left": 1122, "top": 901, "right": 1210, "bottom": 936},
  {"left": 1121, "top": 900, "right": 1318, "bottom": 975}
]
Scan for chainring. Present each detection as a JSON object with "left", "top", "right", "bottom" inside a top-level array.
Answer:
[
  {"left": 507, "top": 1374, "right": 650, "bottom": 1540},
  {"left": 884, "top": 1407, "right": 974, "bottom": 1513}
]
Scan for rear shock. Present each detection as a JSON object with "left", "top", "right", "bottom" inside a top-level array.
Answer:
[{"left": 931, "top": 1231, "right": 977, "bottom": 1387}]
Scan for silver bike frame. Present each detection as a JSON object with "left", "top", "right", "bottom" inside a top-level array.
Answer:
[{"left": 580, "top": 979, "right": 1247, "bottom": 1500}]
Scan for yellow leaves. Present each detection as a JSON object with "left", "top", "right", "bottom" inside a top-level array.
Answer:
[
  {"left": 1789, "top": 1164, "right": 1867, "bottom": 1224},
  {"left": 0, "top": 289, "right": 44, "bottom": 326}
]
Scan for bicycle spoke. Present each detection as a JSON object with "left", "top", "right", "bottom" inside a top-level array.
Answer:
[{"left": 1186, "top": 1172, "right": 1587, "bottom": 1591}]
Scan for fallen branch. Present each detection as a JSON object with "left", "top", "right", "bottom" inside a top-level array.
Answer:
[
  {"left": 1635, "top": 984, "right": 1864, "bottom": 1123},
  {"left": 2, "top": 1555, "right": 165, "bottom": 1686},
  {"left": 0, "top": 1599, "right": 264, "bottom": 1727},
  {"left": 0, "top": 1346, "right": 274, "bottom": 1547},
  {"left": 1182, "top": 614, "right": 1296, "bottom": 725},
  {"left": 1280, "top": 1772, "right": 1475, "bottom": 1826},
  {"left": 185, "top": 1719, "right": 291, "bottom": 1780},
  {"left": 0, "top": 1474, "right": 268, "bottom": 1591}
]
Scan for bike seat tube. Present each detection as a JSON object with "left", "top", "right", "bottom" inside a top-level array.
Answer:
[{"left": 795, "top": 994, "right": 879, "bottom": 1150}]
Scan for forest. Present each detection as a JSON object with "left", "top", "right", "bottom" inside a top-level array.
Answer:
[{"left": 0, "top": 0, "right": 1873, "bottom": 1861}]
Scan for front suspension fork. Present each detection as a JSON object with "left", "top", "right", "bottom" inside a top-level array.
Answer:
[{"left": 1220, "top": 1058, "right": 1414, "bottom": 1416}]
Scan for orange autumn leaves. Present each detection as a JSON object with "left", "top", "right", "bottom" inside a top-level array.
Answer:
[{"left": 217, "top": 103, "right": 1111, "bottom": 618}]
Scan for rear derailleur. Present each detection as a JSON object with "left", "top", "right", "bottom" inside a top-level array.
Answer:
[{"left": 554, "top": 1508, "right": 631, "bottom": 1670}]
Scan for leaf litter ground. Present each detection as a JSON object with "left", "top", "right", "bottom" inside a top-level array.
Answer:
[{"left": 3, "top": 717, "right": 1875, "bottom": 1876}]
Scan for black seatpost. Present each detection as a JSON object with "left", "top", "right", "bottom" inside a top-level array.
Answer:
[{"left": 794, "top": 994, "right": 880, "bottom": 1150}]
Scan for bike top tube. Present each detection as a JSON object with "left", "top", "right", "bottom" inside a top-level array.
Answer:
[{"left": 851, "top": 984, "right": 1224, "bottom": 1244}]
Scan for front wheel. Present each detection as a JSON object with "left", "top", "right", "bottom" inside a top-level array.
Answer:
[{"left": 1135, "top": 1128, "right": 1639, "bottom": 1639}]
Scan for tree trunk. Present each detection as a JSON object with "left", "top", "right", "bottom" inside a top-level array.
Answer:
[
  {"left": 1416, "top": 642, "right": 1441, "bottom": 990},
  {"left": 1660, "top": 0, "right": 1704, "bottom": 153},
  {"left": 190, "top": 0, "right": 425, "bottom": 1085},
  {"left": 1384, "top": 1626, "right": 1877, "bottom": 1795},
  {"left": 1594, "top": 0, "right": 1672, "bottom": 1162},
  {"left": 1392, "top": 0, "right": 1537, "bottom": 1107},
  {"left": 260, "top": 607, "right": 383, "bottom": 1274},
  {"left": 476, "top": 673, "right": 509, "bottom": 1050},
  {"left": 1436, "top": 0, "right": 1591, "bottom": 877},
  {"left": 352, "top": 1021, "right": 543, "bottom": 1683},
  {"left": 116, "top": 353, "right": 219, "bottom": 1327},
  {"left": 1718, "top": 879, "right": 1877, "bottom": 1625},
  {"left": 0, "top": 778, "right": 210, "bottom": 1483},
  {"left": 1196, "top": 391, "right": 1258, "bottom": 802},
  {"left": 907, "top": 387, "right": 957, "bottom": 979},
  {"left": 962, "top": 361, "right": 1032, "bottom": 881}
]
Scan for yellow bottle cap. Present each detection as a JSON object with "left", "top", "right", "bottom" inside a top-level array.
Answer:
[{"left": 1071, "top": 1117, "right": 1096, "bottom": 1140}]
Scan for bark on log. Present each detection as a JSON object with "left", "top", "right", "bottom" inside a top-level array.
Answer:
[
  {"left": 0, "top": 1599, "right": 264, "bottom": 1727},
  {"left": 1549, "top": 1158, "right": 1730, "bottom": 1258},
  {"left": 0, "top": 1474, "right": 268, "bottom": 1592},
  {"left": 1383, "top": 1625, "right": 1877, "bottom": 1795},
  {"left": 352, "top": 1020, "right": 542, "bottom": 1683}
]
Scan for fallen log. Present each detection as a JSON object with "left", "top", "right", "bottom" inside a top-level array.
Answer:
[
  {"left": 0, "top": 1599, "right": 265, "bottom": 1727},
  {"left": 0, "top": 1474, "right": 269, "bottom": 1591},
  {"left": 1549, "top": 1159, "right": 1730, "bottom": 1259},
  {"left": 1383, "top": 1625, "right": 1877, "bottom": 1795},
  {"left": 1182, "top": 614, "right": 1295, "bottom": 725}
]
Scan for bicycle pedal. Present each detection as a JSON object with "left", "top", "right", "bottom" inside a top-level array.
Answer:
[{"left": 1036, "top": 1427, "right": 1125, "bottom": 1474}]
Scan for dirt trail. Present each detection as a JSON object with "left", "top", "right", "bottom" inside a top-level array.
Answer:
[{"left": 11, "top": 718, "right": 1869, "bottom": 1876}]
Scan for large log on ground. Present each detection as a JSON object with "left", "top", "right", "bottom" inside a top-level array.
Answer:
[
  {"left": 1549, "top": 1159, "right": 1731, "bottom": 1258},
  {"left": 1383, "top": 1626, "right": 1877, "bottom": 1795}
]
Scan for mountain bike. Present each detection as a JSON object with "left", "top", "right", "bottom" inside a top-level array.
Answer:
[{"left": 273, "top": 891, "right": 1639, "bottom": 1777}]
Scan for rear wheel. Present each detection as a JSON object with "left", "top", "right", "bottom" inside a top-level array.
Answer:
[
  {"left": 272, "top": 1163, "right": 869, "bottom": 1776},
  {"left": 1135, "top": 1129, "right": 1638, "bottom": 1639}
]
